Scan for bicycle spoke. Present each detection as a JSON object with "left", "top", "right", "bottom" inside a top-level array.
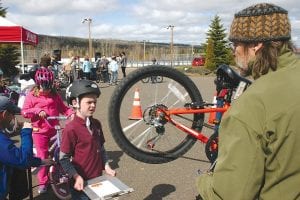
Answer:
[
  {"left": 131, "top": 127, "right": 152, "bottom": 148},
  {"left": 119, "top": 77, "right": 195, "bottom": 152}
]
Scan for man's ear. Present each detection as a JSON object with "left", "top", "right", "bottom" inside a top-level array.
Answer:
[{"left": 254, "top": 43, "right": 264, "bottom": 53}]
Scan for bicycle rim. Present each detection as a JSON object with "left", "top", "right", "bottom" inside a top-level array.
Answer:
[
  {"left": 49, "top": 165, "right": 71, "bottom": 200},
  {"left": 109, "top": 66, "right": 204, "bottom": 164}
]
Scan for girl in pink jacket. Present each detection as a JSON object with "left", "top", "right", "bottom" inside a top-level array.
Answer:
[{"left": 22, "top": 67, "right": 74, "bottom": 194}]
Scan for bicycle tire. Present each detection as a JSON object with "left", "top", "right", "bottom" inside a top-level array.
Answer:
[
  {"left": 155, "top": 76, "right": 163, "bottom": 83},
  {"left": 49, "top": 164, "right": 71, "bottom": 200},
  {"left": 109, "top": 65, "right": 204, "bottom": 164},
  {"left": 205, "top": 131, "right": 218, "bottom": 163},
  {"left": 141, "top": 77, "right": 149, "bottom": 83}
]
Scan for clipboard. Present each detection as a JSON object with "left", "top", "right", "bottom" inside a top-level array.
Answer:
[{"left": 83, "top": 174, "right": 134, "bottom": 200}]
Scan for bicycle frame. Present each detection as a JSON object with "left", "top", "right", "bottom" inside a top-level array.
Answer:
[
  {"left": 46, "top": 116, "right": 68, "bottom": 160},
  {"left": 151, "top": 88, "right": 231, "bottom": 145},
  {"left": 166, "top": 106, "right": 228, "bottom": 143}
]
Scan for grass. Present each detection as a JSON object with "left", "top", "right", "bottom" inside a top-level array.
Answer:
[{"left": 175, "top": 66, "right": 214, "bottom": 76}]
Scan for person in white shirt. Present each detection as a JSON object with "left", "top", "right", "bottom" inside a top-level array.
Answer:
[{"left": 108, "top": 56, "right": 119, "bottom": 85}]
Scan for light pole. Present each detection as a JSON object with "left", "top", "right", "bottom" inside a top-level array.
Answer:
[
  {"left": 166, "top": 25, "right": 174, "bottom": 67},
  {"left": 82, "top": 18, "right": 92, "bottom": 59}
]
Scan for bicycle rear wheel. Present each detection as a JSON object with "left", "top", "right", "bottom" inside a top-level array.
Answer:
[
  {"left": 49, "top": 164, "right": 71, "bottom": 200},
  {"left": 109, "top": 65, "right": 204, "bottom": 164}
]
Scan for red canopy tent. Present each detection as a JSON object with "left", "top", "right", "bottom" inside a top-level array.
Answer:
[{"left": 0, "top": 16, "right": 38, "bottom": 73}]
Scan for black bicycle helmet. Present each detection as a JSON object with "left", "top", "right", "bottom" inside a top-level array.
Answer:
[{"left": 66, "top": 79, "right": 101, "bottom": 105}]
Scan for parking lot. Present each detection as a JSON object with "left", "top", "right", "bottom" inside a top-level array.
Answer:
[{"left": 23, "top": 68, "right": 216, "bottom": 200}]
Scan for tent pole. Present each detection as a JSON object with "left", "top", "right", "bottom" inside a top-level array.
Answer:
[{"left": 21, "top": 41, "right": 24, "bottom": 73}]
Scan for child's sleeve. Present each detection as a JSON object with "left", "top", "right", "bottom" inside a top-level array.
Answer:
[
  {"left": 21, "top": 92, "right": 43, "bottom": 118},
  {"left": 0, "top": 128, "right": 42, "bottom": 168},
  {"left": 59, "top": 124, "right": 78, "bottom": 178},
  {"left": 100, "top": 145, "right": 109, "bottom": 168}
]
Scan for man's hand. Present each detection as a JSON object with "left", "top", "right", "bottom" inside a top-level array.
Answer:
[{"left": 73, "top": 174, "right": 85, "bottom": 191}]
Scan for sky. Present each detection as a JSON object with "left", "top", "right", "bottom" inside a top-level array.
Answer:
[{"left": 2, "top": 0, "right": 300, "bottom": 47}]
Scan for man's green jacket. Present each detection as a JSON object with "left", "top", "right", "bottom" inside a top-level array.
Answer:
[{"left": 197, "top": 47, "right": 300, "bottom": 199}]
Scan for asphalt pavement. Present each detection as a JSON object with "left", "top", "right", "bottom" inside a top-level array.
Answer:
[{"left": 22, "top": 68, "right": 216, "bottom": 200}]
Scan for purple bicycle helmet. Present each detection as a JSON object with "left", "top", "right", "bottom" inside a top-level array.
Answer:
[{"left": 34, "top": 67, "right": 54, "bottom": 89}]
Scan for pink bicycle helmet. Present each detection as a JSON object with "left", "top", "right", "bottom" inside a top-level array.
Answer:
[{"left": 34, "top": 67, "right": 54, "bottom": 89}]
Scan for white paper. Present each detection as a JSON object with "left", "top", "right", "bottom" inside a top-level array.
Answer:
[{"left": 88, "top": 180, "right": 121, "bottom": 198}]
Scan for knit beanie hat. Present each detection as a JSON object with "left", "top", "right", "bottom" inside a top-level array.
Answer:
[{"left": 229, "top": 3, "right": 291, "bottom": 43}]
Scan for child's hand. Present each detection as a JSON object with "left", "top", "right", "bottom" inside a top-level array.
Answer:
[
  {"left": 105, "top": 164, "right": 116, "bottom": 176},
  {"left": 38, "top": 110, "right": 47, "bottom": 118},
  {"left": 23, "top": 122, "right": 32, "bottom": 129},
  {"left": 73, "top": 174, "right": 85, "bottom": 191},
  {"left": 69, "top": 114, "right": 75, "bottom": 121}
]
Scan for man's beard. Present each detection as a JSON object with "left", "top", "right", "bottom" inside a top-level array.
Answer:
[{"left": 235, "top": 57, "right": 251, "bottom": 77}]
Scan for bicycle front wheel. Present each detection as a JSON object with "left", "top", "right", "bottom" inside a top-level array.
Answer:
[
  {"left": 109, "top": 65, "right": 204, "bottom": 164},
  {"left": 49, "top": 164, "right": 71, "bottom": 200}
]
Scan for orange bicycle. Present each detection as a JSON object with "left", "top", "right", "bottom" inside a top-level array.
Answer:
[{"left": 108, "top": 65, "right": 251, "bottom": 164}]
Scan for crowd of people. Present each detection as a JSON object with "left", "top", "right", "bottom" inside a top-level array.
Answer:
[{"left": 62, "top": 52, "right": 127, "bottom": 86}]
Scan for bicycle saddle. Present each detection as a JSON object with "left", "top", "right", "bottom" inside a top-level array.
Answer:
[{"left": 215, "top": 64, "right": 252, "bottom": 90}]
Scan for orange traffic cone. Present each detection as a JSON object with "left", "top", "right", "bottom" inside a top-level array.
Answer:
[
  {"left": 208, "top": 92, "right": 217, "bottom": 124},
  {"left": 128, "top": 88, "right": 143, "bottom": 120}
]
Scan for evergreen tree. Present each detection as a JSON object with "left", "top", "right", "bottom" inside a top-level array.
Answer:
[
  {"left": 0, "top": 44, "right": 20, "bottom": 77},
  {"left": 0, "top": 1, "right": 7, "bottom": 17},
  {"left": 0, "top": 2, "right": 20, "bottom": 77},
  {"left": 205, "top": 15, "right": 233, "bottom": 71},
  {"left": 204, "top": 38, "right": 215, "bottom": 71}
]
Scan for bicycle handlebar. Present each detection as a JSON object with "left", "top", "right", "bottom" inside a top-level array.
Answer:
[{"left": 47, "top": 116, "right": 68, "bottom": 121}]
